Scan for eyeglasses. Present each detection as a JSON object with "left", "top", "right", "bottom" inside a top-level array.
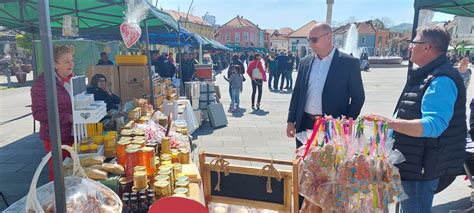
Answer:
[
  {"left": 409, "top": 40, "right": 428, "bottom": 47},
  {"left": 308, "top": 33, "right": 330, "bottom": 43}
]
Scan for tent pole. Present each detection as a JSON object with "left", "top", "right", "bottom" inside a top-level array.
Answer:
[
  {"left": 199, "top": 43, "right": 203, "bottom": 63},
  {"left": 177, "top": 21, "right": 183, "bottom": 93},
  {"left": 31, "top": 28, "right": 37, "bottom": 134},
  {"left": 144, "top": 20, "right": 155, "bottom": 108},
  {"left": 408, "top": 7, "right": 420, "bottom": 70},
  {"left": 38, "top": 0, "right": 67, "bottom": 211}
]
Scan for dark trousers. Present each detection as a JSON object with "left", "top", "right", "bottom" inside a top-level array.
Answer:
[
  {"left": 251, "top": 79, "right": 263, "bottom": 105},
  {"left": 268, "top": 69, "right": 274, "bottom": 89},
  {"left": 274, "top": 69, "right": 286, "bottom": 90},
  {"left": 286, "top": 69, "right": 293, "bottom": 89}
]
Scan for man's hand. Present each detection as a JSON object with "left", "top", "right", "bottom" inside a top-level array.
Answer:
[
  {"left": 287, "top": 122, "right": 296, "bottom": 138},
  {"left": 363, "top": 114, "right": 391, "bottom": 123}
]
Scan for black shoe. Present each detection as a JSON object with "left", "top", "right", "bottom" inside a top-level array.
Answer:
[
  {"left": 251, "top": 105, "right": 255, "bottom": 110},
  {"left": 256, "top": 104, "right": 260, "bottom": 110}
]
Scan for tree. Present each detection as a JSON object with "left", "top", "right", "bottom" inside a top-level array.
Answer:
[
  {"left": 450, "top": 40, "right": 466, "bottom": 55},
  {"left": 373, "top": 17, "right": 394, "bottom": 30},
  {"left": 15, "top": 33, "right": 32, "bottom": 53}
]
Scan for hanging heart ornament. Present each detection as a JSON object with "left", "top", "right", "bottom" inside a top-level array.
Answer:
[{"left": 120, "top": 22, "right": 141, "bottom": 48}]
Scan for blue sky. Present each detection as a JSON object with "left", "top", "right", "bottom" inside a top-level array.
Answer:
[{"left": 152, "top": 0, "right": 454, "bottom": 29}]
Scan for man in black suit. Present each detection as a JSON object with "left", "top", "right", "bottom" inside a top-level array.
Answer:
[{"left": 287, "top": 23, "right": 365, "bottom": 148}]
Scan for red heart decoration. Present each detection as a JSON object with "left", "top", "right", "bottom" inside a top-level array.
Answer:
[{"left": 120, "top": 22, "right": 142, "bottom": 48}]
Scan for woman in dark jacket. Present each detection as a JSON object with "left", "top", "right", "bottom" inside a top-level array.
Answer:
[{"left": 87, "top": 74, "right": 121, "bottom": 111}]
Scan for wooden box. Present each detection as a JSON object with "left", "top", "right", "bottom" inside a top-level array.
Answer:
[{"left": 118, "top": 65, "right": 150, "bottom": 102}]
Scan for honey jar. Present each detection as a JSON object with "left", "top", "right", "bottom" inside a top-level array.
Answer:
[
  {"left": 134, "top": 166, "right": 146, "bottom": 173},
  {"left": 157, "top": 169, "right": 174, "bottom": 186},
  {"left": 140, "top": 147, "right": 156, "bottom": 176},
  {"left": 133, "top": 171, "right": 147, "bottom": 190},
  {"left": 161, "top": 137, "right": 171, "bottom": 154},
  {"left": 179, "top": 150, "right": 190, "bottom": 164},
  {"left": 171, "top": 149, "right": 179, "bottom": 163},
  {"left": 125, "top": 147, "right": 140, "bottom": 179},
  {"left": 173, "top": 163, "right": 182, "bottom": 178},
  {"left": 154, "top": 181, "right": 171, "bottom": 199},
  {"left": 92, "top": 135, "right": 104, "bottom": 145},
  {"left": 132, "top": 139, "right": 146, "bottom": 148},
  {"left": 176, "top": 175, "right": 189, "bottom": 183},
  {"left": 117, "top": 140, "right": 131, "bottom": 167},
  {"left": 154, "top": 175, "right": 170, "bottom": 182}
]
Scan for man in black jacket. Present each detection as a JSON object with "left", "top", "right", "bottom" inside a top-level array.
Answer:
[
  {"left": 287, "top": 23, "right": 365, "bottom": 148},
  {"left": 365, "top": 27, "right": 467, "bottom": 213}
]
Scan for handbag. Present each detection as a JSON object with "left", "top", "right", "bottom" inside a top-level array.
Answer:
[
  {"left": 251, "top": 61, "right": 263, "bottom": 79},
  {"left": 4, "top": 145, "right": 122, "bottom": 213}
]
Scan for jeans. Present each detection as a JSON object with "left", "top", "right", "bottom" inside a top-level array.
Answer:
[
  {"left": 400, "top": 178, "right": 439, "bottom": 213},
  {"left": 228, "top": 85, "right": 232, "bottom": 107},
  {"left": 286, "top": 69, "right": 293, "bottom": 89},
  {"left": 275, "top": 69, "right": 286, "bottom": 90},
  {"left": 251, "top": 79, "right": 263, "bottom": 105},
  {"left": 230, "top": 88, "right": 240, "bottom": 109},
  {"left": 268, "top": 69, "right": 274, "bottom": 89}
]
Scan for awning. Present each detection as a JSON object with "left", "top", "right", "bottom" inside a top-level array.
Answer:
[
  {"left": 414, "top": 0, "right": 474, "bottom": 17},
  {"left": 0, "top": 0, "right": 179, "bottom": 36}
]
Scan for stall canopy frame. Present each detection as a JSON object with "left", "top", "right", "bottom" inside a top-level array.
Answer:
[{"left": 410, "top": 0, "right": 474, "bottom": 69}]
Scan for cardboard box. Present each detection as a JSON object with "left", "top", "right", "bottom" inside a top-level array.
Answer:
[
  {"left": 118, "top": 65, "right": 150, "bottom": 102},
  {"left": 86, "top": 65, "right": 120, "bottom": 96}
]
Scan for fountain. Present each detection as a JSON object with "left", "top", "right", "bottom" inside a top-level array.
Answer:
[
  {"left": 343, "top": 24, "right": 362, "bottom": 58},
  {"left": 342, "top": 23, "right": 402, "bottom": 64}
]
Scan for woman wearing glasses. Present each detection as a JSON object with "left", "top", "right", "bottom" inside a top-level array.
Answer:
[{"left": 87, "top": 74, "right": 121, "bottom": 111}]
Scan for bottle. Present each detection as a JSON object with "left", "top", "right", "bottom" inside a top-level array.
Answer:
[
  {"left": 147, "top": 193, "right": 156, "bottom": 207},
  {"left": 139, "top": 195, "right": 149, "bottom": 213},
  {"left": 130, "top": 197, "right": 139, "bottom": 213},
  {"left": 139, "top": 190, "right": 147, "bottom": 198},
  {"left": 122, "top": 197, "right": 130, "bottom": 213},
  {"left": 122, "top": 192, "right": 130, "bottom": 200}
]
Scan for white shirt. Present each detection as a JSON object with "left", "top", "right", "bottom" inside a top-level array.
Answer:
[{"left": 304, "top": 48, "right": 336, "bottom": 115}]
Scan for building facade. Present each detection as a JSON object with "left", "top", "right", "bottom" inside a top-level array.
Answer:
[
  {"left": 289, "top": 20, "right": 318, "bottom": 58},
  {"left": 166, "top": 10, "right": 214, "bottom": 39},
  {"left": 215, "top": 15, "right": 263, "bottom": 49}
]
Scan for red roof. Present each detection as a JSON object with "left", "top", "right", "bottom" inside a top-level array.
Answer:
[
  {"left": 278, "top": 27, "right": 294, "bottom": 35},
  {"left": 222, "top": 15, "right": 260, "bottom": 30},
  {"left": 165, "top": 10, "right": 211, "bottom": 26},
  {"left": 289, "top": 20, "right": 318, "bottom": 38}
]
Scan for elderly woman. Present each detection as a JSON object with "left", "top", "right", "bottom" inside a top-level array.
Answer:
[
  {"left": 87, "top": 73, "right": 121, "bottom": 111},
  {"left": 31, "top": 45, "right": 75, "bottom": 180}
]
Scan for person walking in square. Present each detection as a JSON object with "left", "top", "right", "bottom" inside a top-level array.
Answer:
[
  {"left": 227, "top": 66, "right": 243, "bottom": 112},
  {"left": 275, "top": 51, "right": 289, "bottom": 91},
  {"left": 246, "top": 53, "right": 267, "bottom": 110}
]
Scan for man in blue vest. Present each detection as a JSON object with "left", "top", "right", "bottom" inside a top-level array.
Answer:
[{"left": 366, "top": 26, "right": 467, "bottom": 213}]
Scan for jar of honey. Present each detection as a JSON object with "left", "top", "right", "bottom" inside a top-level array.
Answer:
[
  {"left": 179, "top": 150, "right": 190, "bottom": 164},
  {"left": 173, "top": 163, "right": 182, "bottom": 178},
  {"left": 125, "top": 147, "right": 140, "bottom": 179},
  {"left": 92, "top": 135, "right": 104, "bottom": 145},
  {"left": 154, "top": 180, "right": 171, "bottom": 199},
  {"left": 171, "top": 149, "right": 180, "bottom": 163},
  {"left": 117, "top": 140, "right": 131, "bottom": 167},
  {"left": 176, "top": 175, "right": 189, "bottom": 183},
  {"left": 133, "top": 171, "right": 147, "bottom": 190},
  {"left": 140, "top": 147, "right": 156, "bottom": 176},
  {"left": 157, "top": 169, "right": 174, "bottom": 187},
  {"left": 161, "top": 137, "right": 171, "bottom": 154},
  {"left": 104, "top": 138, "right": 116, "bottom": 158}
]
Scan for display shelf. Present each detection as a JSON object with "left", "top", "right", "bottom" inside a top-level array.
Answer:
[{"left": 72, "top": 103, "right": 107, "bottom": 124}]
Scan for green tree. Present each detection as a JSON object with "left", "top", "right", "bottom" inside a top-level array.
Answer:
[{"left": 15, "top": 33, "right": 32, "bottom": 53}]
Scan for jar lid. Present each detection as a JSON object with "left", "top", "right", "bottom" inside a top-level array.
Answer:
[
  {"left": 161, "top": 160, "right": 172, "bottom": 165},
  {"left": 125, "top": 147, "right": 139, "bottom": 153},
  {"left": 176, "top": 175, "right": 189, "bottom": 182},
  {"left": 117, "top": 140, "right": 131, "bottom": 145},
  {"left": 158, "top": 165, "right": 173, "bottom": 171},
  {"left": 134, "top": 171, "right": 146, "bottom": 177},
  {"left": 121, "top": 130, "right": 133, "bottom": 136},
  {"left": 154, "top": 180, "right": 170, "bottom": 187},
  {"left": 154, "top": 175, "right": 170, "bottom": 181},
  {"left": 175, "top": 180, "right": 189, "bottom": 187},
  {"left": 158, "top": 170, "right": 172, "bottom": 175},
  {"left": 119, "top": 136, "right": 132, "bottom": 141},
  {"left": 174, "top": 187, "right": 188, "bottom": 195},
  {"left": 134, "top": 166, "right": 146, "bottom": 173},
  {"left": 173, "top": 163, "right": 182, "bottom": 169},
  {"left": 141, "top": 147, "right": 154, "bottom": 153},
  {"left": 133, "top": 136, "right": 146, "bottom": 141},
  {"left": 160, "top": 154, "right": 171, "bottom": 158}
]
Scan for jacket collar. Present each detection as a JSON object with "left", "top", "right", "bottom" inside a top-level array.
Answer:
[{"left": 408, "top": 54, "right": 448, "bottom": 84}]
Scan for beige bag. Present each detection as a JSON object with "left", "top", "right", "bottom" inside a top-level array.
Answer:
[{"left": 251, "top": 62, "right": 263, "bottom": 79}]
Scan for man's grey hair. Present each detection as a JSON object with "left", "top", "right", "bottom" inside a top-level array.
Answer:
[
  {"left": 312, "top": 23, "right": 333, "bottom": 34},
  {"left": 418, "top": 26, "right": 451, "bottom": 53}
]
